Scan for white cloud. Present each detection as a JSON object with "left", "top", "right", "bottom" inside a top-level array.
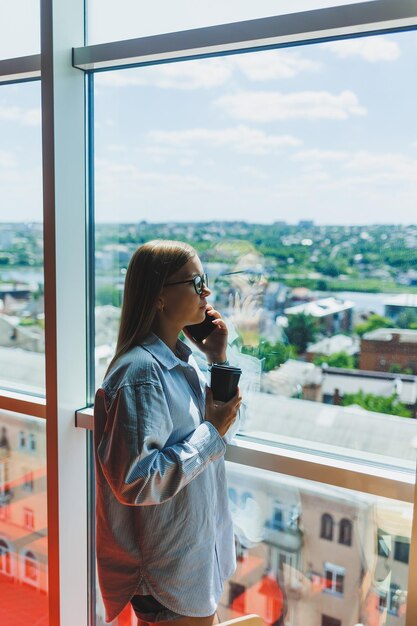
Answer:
[
  {"left": 214, "top": 90, "right": 367, "bottom": 122},
  {"left": 95, "top": 59, "right": 232, "bottom": 90},
  {"left": 324, "top": 37, "right": 401, "bottom": 62},
  {"left": 148, "top": 125, "right": 301, "bottom": 155},
  {"left": 345, "top": 151, "right": 417, "bottom": 184},
  {"left": 0, "top": 105, "right": 41, "bottom": 126},
  {"left": 0, "top": 150, "right": 17, "bottom": 168},
  {"left": 240, "top": 165, "right": 268, "bottom": 180},
  {"left": 292, "top": 149, "right": 348, "bottom": 162},
  {"left": 96, "top": 159, "right": 227, "bottom": 193},
  {"left": 234, "top": 50, "right": 321, "bottom": 80}
]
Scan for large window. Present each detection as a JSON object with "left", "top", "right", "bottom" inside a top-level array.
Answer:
[
  {"left": 2, "top": 3, "right": 417, "bottom": 626},
  {"left": 0, "top": 82, "right": 44, "bottom": 395},
  {"left": 87, "top": 0, "right": 378, "bottom": 45},
  {"left": 0, "top": 2, "right": 40, "bottom": 58},
  {"left": 0, "top": 410, "right": 48, "bottom": 624},
  {"left": 93, "top": 31, "right": 417, "bottom": 470}
]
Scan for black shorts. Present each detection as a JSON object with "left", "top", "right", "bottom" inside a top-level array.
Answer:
[{"left": 130, "top": 594, "right": 183, "bottom": 623}]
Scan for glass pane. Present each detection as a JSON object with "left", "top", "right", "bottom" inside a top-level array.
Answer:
[
  {"left": 218, "top": 463, "right": 411, "bottom": 626},
  {"left": 0, "top": 2, "right": 40, "bottom": 59},
  {"left": 93, "top": 30, "right": 417, "bottom": 469},
  {"left": 95, "top": 461, "right": 412, "bottom": 625},
  {"left": 87, "top": 0, "right": 378, "bottom": 45},
  {"left": 0, "top": 410, "right": 48, "bottom": 625},
  {"left": 0, "top": 82, "right": 44, "bottom": 395}
]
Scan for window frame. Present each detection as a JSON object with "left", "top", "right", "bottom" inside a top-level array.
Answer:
[{"left": 1, "top": 2, "right": 417, "bottom": 626}]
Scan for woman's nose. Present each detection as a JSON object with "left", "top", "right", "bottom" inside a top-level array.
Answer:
[{"left": 202, "top": 285, "right": 211, "bottom": 296}]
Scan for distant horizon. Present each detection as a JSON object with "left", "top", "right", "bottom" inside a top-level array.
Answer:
[{"left": 1, "top": 219, "right": 416, "bottom": 227}]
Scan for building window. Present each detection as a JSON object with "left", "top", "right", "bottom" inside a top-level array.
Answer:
[
  {"left": 324, "top": 562, "right": 345, "bottom": 595},
  {"left": 23, "top": 470, "right": 34, "bottom": 492},
  {"left": 379, "top": 583, "right": 401, "bottom": 616},
  {"left": 19, "top": 431, "right": 26, "bottom": 449},
  {"left": 394, "top": 539, "right": 410, "bottom": 564},
  {"left": 0, "top": 538, "right": 12, "bottom": 576},
  {"left": 339, "top": 518, "right": 352, "bottom": 546},
  {"left": 28, "top": 433, "right": 36, "bottom": 452},
  {"left": 271, "top": 502, "right": 284, "bottom": 530},
  {"left": 321, "top": 513, "right": 334, "bottom": 541},
  {"left": 377, "top": 530, "right": 391, "bottom": 558},
  {"left": 22, "top": 550, "right": 39, "bottom": 585},
  {"left": 0, "top": 505, "right": 10, "bottom": 521},
  {"left": 241, "top": 491, "right": 252, "bottom": 506},
  {"left": 228, "top": 487, "right": 237, "bottom": 505},
  {"left": 23, "top": 508, "right": 35, "bottom": 531},
  {"left": 322, "top": 616, "right": 342, "bottom": 626}
]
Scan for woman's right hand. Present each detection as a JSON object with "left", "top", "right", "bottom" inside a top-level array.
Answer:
[{"left": 205, "top": 386, "right": 242, "bottom": 437}]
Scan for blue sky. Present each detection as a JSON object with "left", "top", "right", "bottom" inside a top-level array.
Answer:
[{"left": 1, "top": 5, "right": 417, "bottom": 224}]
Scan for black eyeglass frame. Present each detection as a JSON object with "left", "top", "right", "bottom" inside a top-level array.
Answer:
[{"left": 164, "top": 273, "right": 209, "bottom": 295}]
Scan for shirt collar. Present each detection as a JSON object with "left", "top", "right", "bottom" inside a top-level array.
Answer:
[{"left": 141, "top": 332, "right": 192, "bottom": 370}]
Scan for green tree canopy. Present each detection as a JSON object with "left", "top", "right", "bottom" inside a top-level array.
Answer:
[
  {"left": 285, "top": 313, "right": 317, "bottom": 353},
  {"left": 313, "top": 351, "right": 355, "bottom": 369},
  {"left": 342, "top": 390, "right": 412, "bottom": 418},
  {"left": 241, "top": 340, "right": 297, "bottom": 372},
  {"left": 355, "top": 313, "right": 393, "bottom": 337}
]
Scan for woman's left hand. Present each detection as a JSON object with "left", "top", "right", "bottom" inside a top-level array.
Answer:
[{"left": 185, "top": 305, "right": 228, "bottom": 363}]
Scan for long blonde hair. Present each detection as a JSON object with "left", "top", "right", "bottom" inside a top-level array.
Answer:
[{"left": 106, "top": 239, "right": 196, "bottom": 374}]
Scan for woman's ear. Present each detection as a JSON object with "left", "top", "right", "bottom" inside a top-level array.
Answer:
[{"left": 155, "top": 295, "right": 165, "bottom": 313}]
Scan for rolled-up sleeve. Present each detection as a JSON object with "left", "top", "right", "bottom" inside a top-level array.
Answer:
[{"left": 95, "top": 382, "right": 226, "bottom": 506}]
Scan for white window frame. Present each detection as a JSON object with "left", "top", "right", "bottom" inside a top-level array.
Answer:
[
  {"left": 23, "top": 507, "right": 35, "bottom": 531},
  {"left": 324, "top": 562, "right": 345, "bottom": 596},
  {"left": 20, "top": 549, "right": 40, "bottom": 587}
]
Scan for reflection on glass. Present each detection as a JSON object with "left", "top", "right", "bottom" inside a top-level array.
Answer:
[
  {"left": 0, "top": 3, "right": 40, "bottom": 59},
  {"left": 0, "top": 82, "right": 44, "bottom": 395},
  {"left": 95, "top": 462, "right": 411, "bottom": 626},
  {"left": 0, "top": 411, "right": 48, "bottom": 625},
  {"left": 220, "top": 463, "right": 410, "bottom": 626},
  {"left": 87, "top": 0, "right": 377, "bottom": 45},
  {"left": 94, "top": 33, "right": 417, "bottom": 467}
]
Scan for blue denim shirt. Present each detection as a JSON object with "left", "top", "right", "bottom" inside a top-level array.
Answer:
[{"left": 94, "top": 333, "right": 236, "bottom": 622}]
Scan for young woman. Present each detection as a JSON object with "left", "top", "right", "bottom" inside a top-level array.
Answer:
[{"left": 94, "top": 240, "right": 242, "bottom": 626}]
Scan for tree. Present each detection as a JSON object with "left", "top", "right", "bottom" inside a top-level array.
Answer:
[
  {"left": 242, "top": 340, "right": 297, "bottom": 372},
  {"left": 355, "top": 313, "right": 393, "bottom": 337},
  {"left": 285, "top": 313, "right": 317, "bottom": 353},
  {"left": 389, "top": 363, "right": 413, "bottom": 375},
  {"left": 396, "top": 309, "right": 417, "bottom": 330},
  {"left": 314, "top": 351, "right": 355, "bottom": 369},
  {"left": 342, "top": 390, "right": 412, "bottom": 418}
]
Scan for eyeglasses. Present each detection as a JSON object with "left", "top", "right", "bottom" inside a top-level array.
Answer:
[{"left": 164, "top": 273, "right": 209, "bottom": 295}]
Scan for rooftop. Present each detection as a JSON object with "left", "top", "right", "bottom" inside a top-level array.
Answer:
[
  {"left": 306, "top": 334, "right": 359, "bottom": 356},
  {"left": 284, "top": 297, "right": 354, "bottom": 318},
  {"left": 362, "top": 328, "right": 417, "bottom": 343},
  {"left": 384, "top": 294, "right": 417, "bottom": 308}
]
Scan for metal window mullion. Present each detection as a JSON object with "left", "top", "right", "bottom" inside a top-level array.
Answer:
[
  {"left": 72, "top": 0, "right": 417, "bottom": 72},
  {"left": 41, "top": 0, "right": 88, "bottom": 625},
  {"left": 0, "top": 392, "right": 46, "bottom": 419},
  {"left": 406, "top": 462, "right": 417, "bottom": 626},
  {"left": 75, "top": 407, "right": 414, "bottom": 503},
  {"left": 0, "top": 54, "right": 41, "bottom": 84}
]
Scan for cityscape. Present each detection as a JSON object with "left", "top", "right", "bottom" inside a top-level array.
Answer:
[{"left": 1, "top": 219, "right": 417, "bottom": 626}]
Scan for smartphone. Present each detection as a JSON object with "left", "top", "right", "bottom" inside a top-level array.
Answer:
[
  {"left": 210, "top": 364, "right": 242, "bottom": 402},
  {"left": 185, "top": 311, "right": 216, "bottom": 343}
]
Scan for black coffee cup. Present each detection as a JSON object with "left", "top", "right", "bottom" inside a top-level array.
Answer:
[{"left": 210, "top": 364, "right": 242, "bottom": 402}]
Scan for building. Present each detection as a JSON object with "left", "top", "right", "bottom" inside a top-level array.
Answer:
[
  {"left": 220, "top": 386, "right": 416, "bottom": 626},
  {"left": 284, "top": 298, "right": 354, "bottom": 336},
  {"left": 0, "top": 412, "right": 48, "bottom": 596},
  {"left": 384, "top": 295, "right": 417, "bottom": 321},
  {"left": 321, "top": 366, "right": 417, "bottom": 415},
  {"left": 360, "top": 329, "right": 417, "bottom": 375},
  {"left": 306, "top": 335, "right": 359, "bottom": 363}
]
